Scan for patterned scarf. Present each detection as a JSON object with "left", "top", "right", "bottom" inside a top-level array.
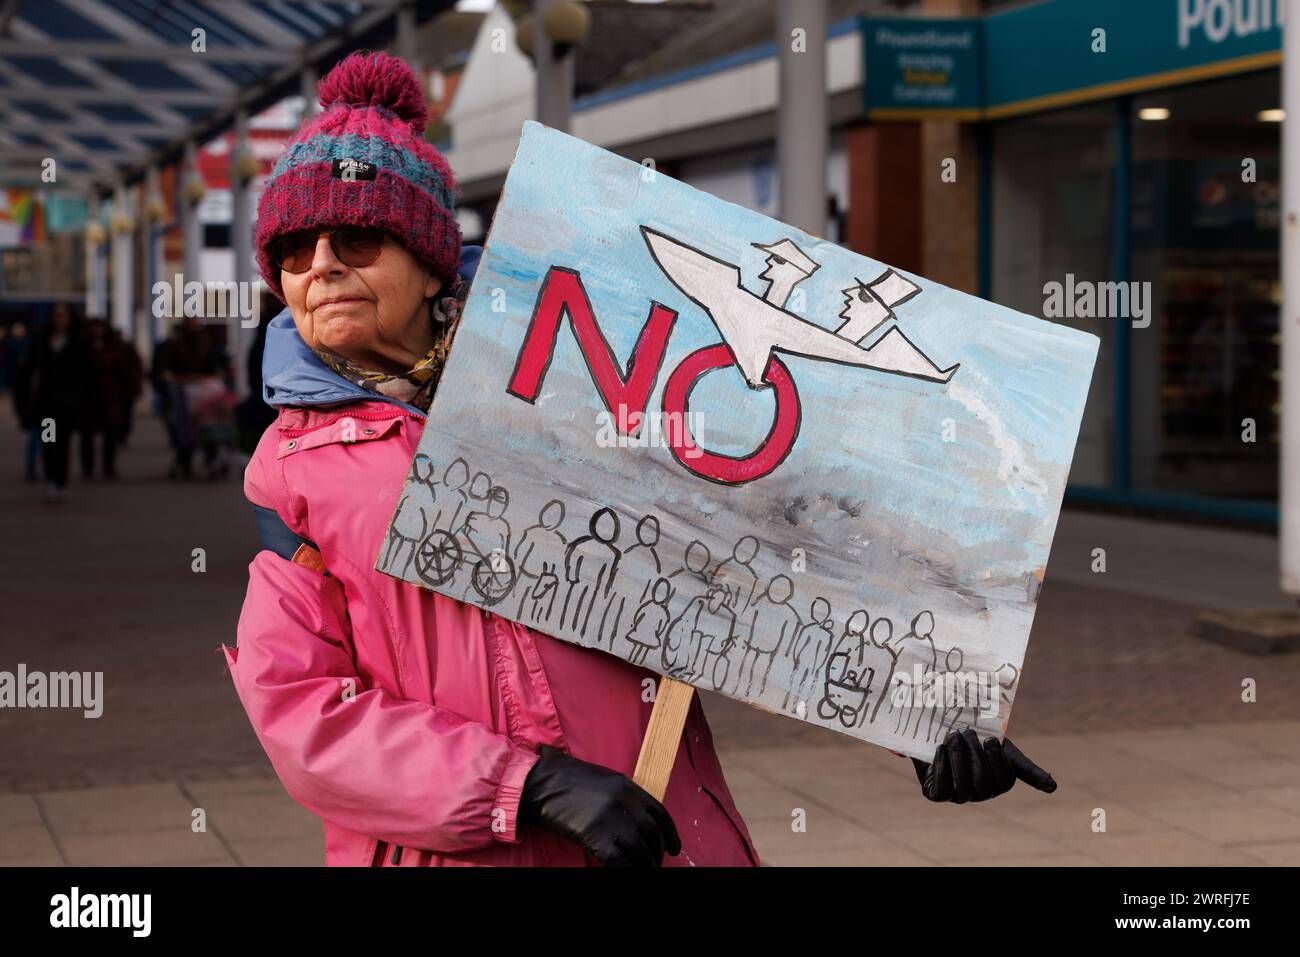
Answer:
[{"left": 312, "top": 273, "right": 468, "bottom": 413}]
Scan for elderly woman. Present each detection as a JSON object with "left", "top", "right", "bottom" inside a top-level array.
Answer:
[{"left": 228, "top": 52, "right": 1055, "bottom": 869}]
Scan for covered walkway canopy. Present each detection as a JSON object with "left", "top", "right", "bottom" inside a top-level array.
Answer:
[
  {"left": 0, "top": 0, "right": 456, "bottom": 194},
  {"left": 0, "top": 0, "right": 458, "bottom": 391}
]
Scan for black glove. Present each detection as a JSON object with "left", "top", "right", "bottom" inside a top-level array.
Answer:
[
  {"left": 912, "top": 729, "right": 1057, "bottom": 803},
  {"left": 520, "top": 745, "right": 682, "bottom": 866}
]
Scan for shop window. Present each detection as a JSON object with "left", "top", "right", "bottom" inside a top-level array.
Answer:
[
  {"left": 991, "top": 103, "right": 1116, "bottom": 487},
  {"left": 1130, "top": 71, "right": 1279, "bottom": 501}
]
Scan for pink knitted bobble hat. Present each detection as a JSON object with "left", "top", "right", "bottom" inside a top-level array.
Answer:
[{"left": 255, "top": 50, "right": 462, "bottom": 302}]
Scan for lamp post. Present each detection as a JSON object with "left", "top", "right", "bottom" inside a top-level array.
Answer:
[
  {"left": 516, "top": 0, "right": 590, "bottom": 132},
  {"left": 1283, "top": 0, "right": 1300, "bottom": 596},
  {"left": 776, "top": 0, "right": 828, "bottom": 237}
]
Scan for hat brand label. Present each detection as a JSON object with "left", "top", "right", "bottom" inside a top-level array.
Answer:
[{"left": 333, "top": 157, "right": 377, "bottom": 181}]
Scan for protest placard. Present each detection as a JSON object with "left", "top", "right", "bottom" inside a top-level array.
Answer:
[{"left": 376, "top": 121, "right": 1098, "bottom": 763}]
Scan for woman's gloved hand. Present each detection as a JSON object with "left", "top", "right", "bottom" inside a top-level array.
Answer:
[
  {"left": 912, "top": 729, "right": 1057, "bottom": 803},
  {"left": 520, "top": 744, "right": 682, "bottom": 866}
]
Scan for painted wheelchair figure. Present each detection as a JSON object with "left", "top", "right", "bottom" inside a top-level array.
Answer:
[
  {"left": 816, "top": 650, "right": 875, "bottom": 729},
  {"left": 414, "top": 484, "right": 518, "bottom": 605}
]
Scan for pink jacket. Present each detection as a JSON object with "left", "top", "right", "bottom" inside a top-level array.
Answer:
[{"left": 224, "top": 391, "right": 761, "bottom": 866}]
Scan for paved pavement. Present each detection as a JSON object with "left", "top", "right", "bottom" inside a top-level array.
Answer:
[{"left": 3, "top": 408, "right": 1299, "bottom": 866}]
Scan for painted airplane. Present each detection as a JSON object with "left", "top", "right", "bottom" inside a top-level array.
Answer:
[{"left": 641, "top": 225, "right": 959, "bottom": 390}]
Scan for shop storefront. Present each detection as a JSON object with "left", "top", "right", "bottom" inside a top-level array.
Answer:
[
  {"left": 868, "top": 0, "right": 1285, "bottom": 522},
  {"left": 991, "top": 72, "right": 1280, "bottom": 521},
  {"left": 988, "top": 0, "right": 1282, "bottom": 523}
]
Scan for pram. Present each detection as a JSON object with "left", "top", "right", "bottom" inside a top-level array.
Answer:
[
  {"left": 170, "top": 375, "right": 238, "bottom": 479},
  {"left": 816, "top": 651, "right": 875, "bottom": 728}
]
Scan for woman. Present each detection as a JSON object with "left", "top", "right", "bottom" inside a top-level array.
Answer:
[
  {"left": 79, "top": 319, "right": 142, "bottom": 480},
  {"left": 228, "top": 51, "right": 1055, "bottom": 869},
  {"left": 27, "top": 302, "right": 87, "bottom": 503}
]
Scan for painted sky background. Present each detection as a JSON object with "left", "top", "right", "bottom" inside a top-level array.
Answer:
[{"left": 379, "top": 122, "right": 1099, "bottom": 757}]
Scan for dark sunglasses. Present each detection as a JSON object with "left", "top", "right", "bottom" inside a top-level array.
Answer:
[{"left": 270, "top": 225, "right": 387, "bottom": 274}]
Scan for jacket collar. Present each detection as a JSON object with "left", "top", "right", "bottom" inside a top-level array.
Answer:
[{"left": 261, "top": 244, "right": 483, "bottom": 415}]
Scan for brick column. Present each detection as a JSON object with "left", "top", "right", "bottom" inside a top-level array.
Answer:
[
  {"left": 921, "top": 121, "right": 980, "bottom": 294},
  {"left": 921, "top": 0, "right": 982, "bottom": 294},
  {"left": 844, "top": 121, "right": 922, "bottom": 274}
]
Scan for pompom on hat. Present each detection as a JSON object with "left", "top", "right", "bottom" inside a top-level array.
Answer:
[{"left": 255, "top": 50, "right": 461, "bottom": 302}]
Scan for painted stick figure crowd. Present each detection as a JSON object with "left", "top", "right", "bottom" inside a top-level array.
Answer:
[{"left": 381, "top": 454, "right": 1017, "bottom": 743}]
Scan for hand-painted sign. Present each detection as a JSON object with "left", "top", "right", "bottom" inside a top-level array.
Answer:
[{"left": 376, "top": 121, "right": 1099, "bottom": 759}]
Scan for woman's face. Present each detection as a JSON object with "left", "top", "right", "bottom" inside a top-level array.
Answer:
[{"left": 281, "top": 230, "right": 442, "bottom": 374}]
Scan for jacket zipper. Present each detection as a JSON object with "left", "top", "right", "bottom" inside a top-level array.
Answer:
[
  {"left": 287, "top": 398, "right": 424, "bottom": 868},
  {"left": 279, "top": 405, "right": 425, "bottom": 438}
]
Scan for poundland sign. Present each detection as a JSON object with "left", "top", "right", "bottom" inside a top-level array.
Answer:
[
  {"left": 862, "top": 18, "right": 983, "bottom": 120},
  {"left": 1179, "top": 0, "right": 1285, "bottom": 48},
  {"left": 864, "top": 0, "right": 1283, "bottom": 121}
]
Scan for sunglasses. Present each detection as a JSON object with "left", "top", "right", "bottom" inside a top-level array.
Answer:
[{"left": 270, "top": 225, "right": 387, "bottom": 274}]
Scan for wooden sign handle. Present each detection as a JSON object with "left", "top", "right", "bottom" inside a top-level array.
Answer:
[{"left": 632, "top": 675, "right": 695, "bottom": 802}]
